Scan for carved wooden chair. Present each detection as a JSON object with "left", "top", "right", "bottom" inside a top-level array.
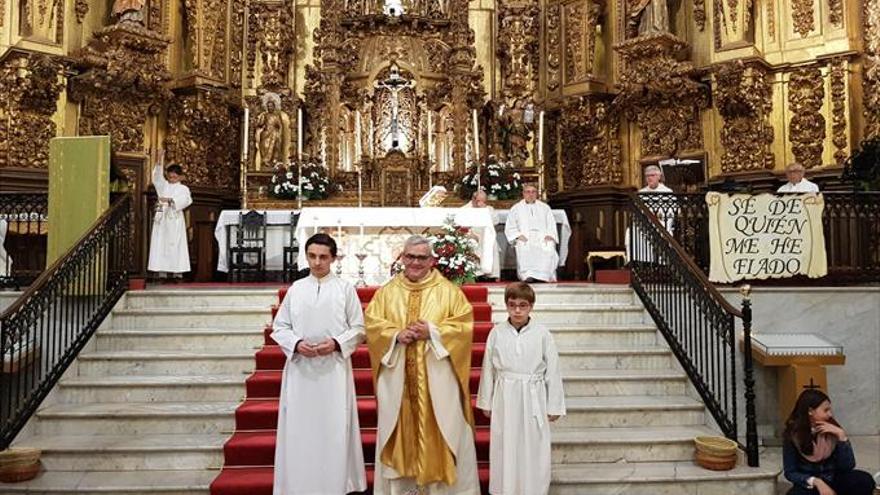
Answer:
[
  {"left": 282, "top": 211, "right": 304, "bottom": 283},
  {"left": 228, "top": 210, "right": 267, "bottom": 282}
]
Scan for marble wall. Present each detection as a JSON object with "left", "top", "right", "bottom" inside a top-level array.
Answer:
[{"left": 720, "top": 287, "right": 880, "bottom": 439}]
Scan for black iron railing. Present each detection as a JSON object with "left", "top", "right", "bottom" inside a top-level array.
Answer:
[
  {"left": 629, "top": 193, "right": 759, "bottom": 466},
  {"left": 639, "top": 192, "right": 880, "bottom": 283},
  {"left": 0, "top": 194, "right": 132, "bottom": 449},
  {"left": 0, "top": 193, "right": 49, "bottom": 289}
]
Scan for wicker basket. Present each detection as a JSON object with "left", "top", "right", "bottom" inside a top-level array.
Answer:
[
  {"left": 694, "top": 436, "right": 737, "bottom": 471},
  {"left": 0, "top": 448, "right": 42, "bottom": 483}
]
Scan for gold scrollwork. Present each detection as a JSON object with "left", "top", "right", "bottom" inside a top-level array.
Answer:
[
  {"left": 791, "top": 0, "right": 815, "bottom": 38},
  {"left": 788, "top": 66, "right": 825, "bottom": 169}
]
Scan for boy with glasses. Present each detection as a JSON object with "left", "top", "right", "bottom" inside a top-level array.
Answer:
[{"left": 477, "top": 282, "right": 565, "bottom": 495}]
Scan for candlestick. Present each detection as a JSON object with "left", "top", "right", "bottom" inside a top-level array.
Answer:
[
  {"left": 472, "top": 108, "right": 480, "bottom": 163},
  {"left": 297, "top": 159, "right": 303, "bottom": 210},
  {"left": 336, "top": 219, "right": 343, "bottom": 239},
  {"left": 357, "top": 167, "right": 363, "bottom": 208},
  {"left": 355, "top": 110, "right": 362, "bottom": 164},
  {"left": 297, "top": 107, "right": 303, "bottom": 161},
  {"left": 538, "top": 110, "right": 544, "bottom": 163},
  {"left": 242, "top": 107, "right": 249, "bottom": 162},
  {"left": 427, "top": 110, "right": 433, "bottom": 163}
]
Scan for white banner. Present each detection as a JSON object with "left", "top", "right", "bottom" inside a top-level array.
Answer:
[{"left": 707, "top": 192, "right": 827, "bottom": 283}]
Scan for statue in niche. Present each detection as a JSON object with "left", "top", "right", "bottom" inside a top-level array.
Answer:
[
  {"left": 374, "top": 64, "right": 416, "bottom": 154},
  {"left": 254, "top": 92, "right": 291, "bottom": 171},
  {"left": 495, "top": 96, "right": 535, "bottom": 166},
  {"left": 628, "top": 0, "right": 669, "bottom": 37},
  {"left": 111, "top": 0, "right": 146, "bottom": 25}
]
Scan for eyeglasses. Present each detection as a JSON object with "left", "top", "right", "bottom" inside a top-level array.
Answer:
[
  {"left": 403, "top": 254, "right": 433, "bottom": 262},
  {"left": 506, "top": 302, "right": 531, "bottom": 310}
]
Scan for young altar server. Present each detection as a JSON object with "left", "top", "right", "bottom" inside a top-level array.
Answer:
[
  {"left": 147, "top": 149, "right": 192, "bottom": 277},
  {"left": 270, "top": 233, "right": 367, "bottom": 495},
  {"left": 504, "top": 184, "right": 559, "bottom": 282},
  {"left": 477, "top": 282, "right": 565, "bottom": 495}
]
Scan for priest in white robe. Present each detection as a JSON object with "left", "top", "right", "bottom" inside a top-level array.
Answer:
[
  {"left": 777, "top": 162, "right": 820, "bottom": 193},
  {"left": 460, "top": 190, "right": 501, "bottom": 279},
  {"left": 147, "top": 150, "right": 192, "bottom": 275},
  {"left": 271, "top": 233, "right": 367, "bottom": 495},
  {"left": 477, "top": 282, "right": 565, "bottom": 495},
  {"left": 365, "top": 235, "right": 479, "bottom": 495},
  {"left": 504, "top": 185, "right": 559, "bottom": 282}
]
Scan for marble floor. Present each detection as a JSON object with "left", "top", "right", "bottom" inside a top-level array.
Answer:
[{"left": 767, "top": 434, "right": 880, "bottom": 494}]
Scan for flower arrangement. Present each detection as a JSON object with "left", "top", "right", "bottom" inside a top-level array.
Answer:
[
  {"left": 269, "top": 160, "right": 337, "bottom": 200},
  {"left": 427, "top": 216, "right": 481, "bottom": 285},
  {"left": 457, "top": 157, "right": 522, "bottom": 200}
]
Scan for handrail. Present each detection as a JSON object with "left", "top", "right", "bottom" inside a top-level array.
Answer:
[
  {"left": 0, "top": 194, "right": 132, "bottom": 449},
  {"left": 629, "top": 193, "right": 759, "bottom": 466},
  {"left": 0, "top": 193, "right": 49, "bottom": 289}
]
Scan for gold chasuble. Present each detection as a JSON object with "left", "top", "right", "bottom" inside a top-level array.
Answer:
[{"left": 365, "top": 269, "right": 474, "bottom": 488}]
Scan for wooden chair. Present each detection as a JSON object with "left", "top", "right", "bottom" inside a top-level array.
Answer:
[
  {"left": 282, "top": 211, "right": 302, "bottom": 283},
  {"left": 228, "top": 210, "right": 267, "bottom": 282}
]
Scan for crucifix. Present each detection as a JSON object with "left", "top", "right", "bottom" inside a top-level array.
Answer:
[{"left": 374, "top": 63, "right": 415, "bottom": 152}]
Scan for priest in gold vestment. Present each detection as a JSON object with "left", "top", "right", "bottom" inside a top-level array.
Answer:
[{"left": 365, "top": 235, "right": 480, "bottom": 495}]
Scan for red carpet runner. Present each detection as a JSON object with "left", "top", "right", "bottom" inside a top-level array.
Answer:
[{"left": 210, "top": 285, "right": 494, "bottom": 495}]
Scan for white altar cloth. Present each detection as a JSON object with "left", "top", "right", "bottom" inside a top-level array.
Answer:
[
  {"left": 214, "top": 207, "right": 571, "bottom": 280},
  {"left": 295, "top": 207, "right": 495, "bottom": 285}
]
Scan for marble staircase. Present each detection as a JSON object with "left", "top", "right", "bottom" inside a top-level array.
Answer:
[
  {"left": 6, "top": 289, "right": 277, "bottom": 495},
  {"left": 4, "top": 285, "right": 779, "bottom": 494}
]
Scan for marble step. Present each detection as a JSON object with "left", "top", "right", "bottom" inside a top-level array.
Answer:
[
  {"left": 76, "top": 350, "right": 255, "bottom": 376},
  {"left": 549, "top": 461, "right": 779, "bottom": 495},
  {"left": 35, "top": 402, "right": 237, "bottom": 435},
  {"left": 95, "top": 329, "right": 264, "bottom": 352},
  {"left": 57, "top": 375, "right": 248, "bottom": 403},
  {"left": 110, "top": 307, "right": 271, "bottom": 330},
  {"left": 494, "top": 304, "right": 646, "bottom": 324},
  {"left": 0, "top": 469, "right": 214, "bottom": 494},
  {"left": 555, "top": 396, "right": 705, "bottom": 428},
  {"left": 124, "top": 289, "right": 278, "bottom": 309},
  {"left": 550, "top": 425, "right": 720, "bottom": 463},
  {"left": 487, "top": 285, "right": 636, "bottom": 305},
  {"left": 20, "top": 434, "right": 226, "bottom": 471},
  {"left": 557, "top": 347, "right": 673, "bottom": 371},
  {"left": 561, "top": 369, "right": 687, "bottom": 396},
  {"left": 549, "top": 324, "right": 659, "bottom": 347}
]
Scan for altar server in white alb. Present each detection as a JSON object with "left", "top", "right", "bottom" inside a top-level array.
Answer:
[
  {"left": 477, "top": 282, "right": 565, "bottom": 495},
  {"left": 271, "top": 233, "right": 367, "bottom": 495},
  {"left": 504, "top": 184, "right": 559, "bottom": 282},
  {"left": 777, "top": 162, "right": 820, "bottom": 193},
  {"left": 147, "top": 149, "right": 192, "bottom": 276}
]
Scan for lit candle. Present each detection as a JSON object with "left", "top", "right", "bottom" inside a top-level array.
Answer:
[
  {"left": 337, "top": 219, "right": 343, "bottom": 239},
  {"left": 538, "top": 110, "right": 544, "bottom": 163},
  {"left": 297, "top": 107, "right": 304, "bottom": 161},
  {"left": 359, "top": 222, "right": 365, "bottom": 247},
  {"left": 472, "top": 108, "right": 480, "bottom": 163},
  {"left": 242, "top": 107, "right": 249, "bottom": 162}
]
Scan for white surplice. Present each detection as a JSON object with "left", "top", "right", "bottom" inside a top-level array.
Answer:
[
  {"left": 504, "top": 200, "right": 559, "bottom": 281},
  {"left": 270, "top": 273, "right": 367, "bottom": 495},
  {"left": 147, "top": 165, "right": 192, "bottom": 273},
  {"left": 625, "top": 183, "right": 675, "bottom": 263},
  {"left": 460, "top": 202, "right": 501, "bottom": 278},
  {"left": 777, "top": 178, "right": 819, "bottom": 193},
  {"left": 476, "top": 319, "right": 565, "bottom": 495}
]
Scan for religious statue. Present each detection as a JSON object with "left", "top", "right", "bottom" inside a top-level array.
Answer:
[
  {"left": 374, "top": 63, "right": 416, "bottom": 155},
  {"left": 255, "top": 92, "right": 291, "bottom": 171},
  {"left": 628, "top": 0, "right": 670, "bottom": 37},
  {"left": 495, "top": 96, "right": 535, "bottom": 166},
  {"left": 111, "top": 0, "right": 145, "bottom": 25}
]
